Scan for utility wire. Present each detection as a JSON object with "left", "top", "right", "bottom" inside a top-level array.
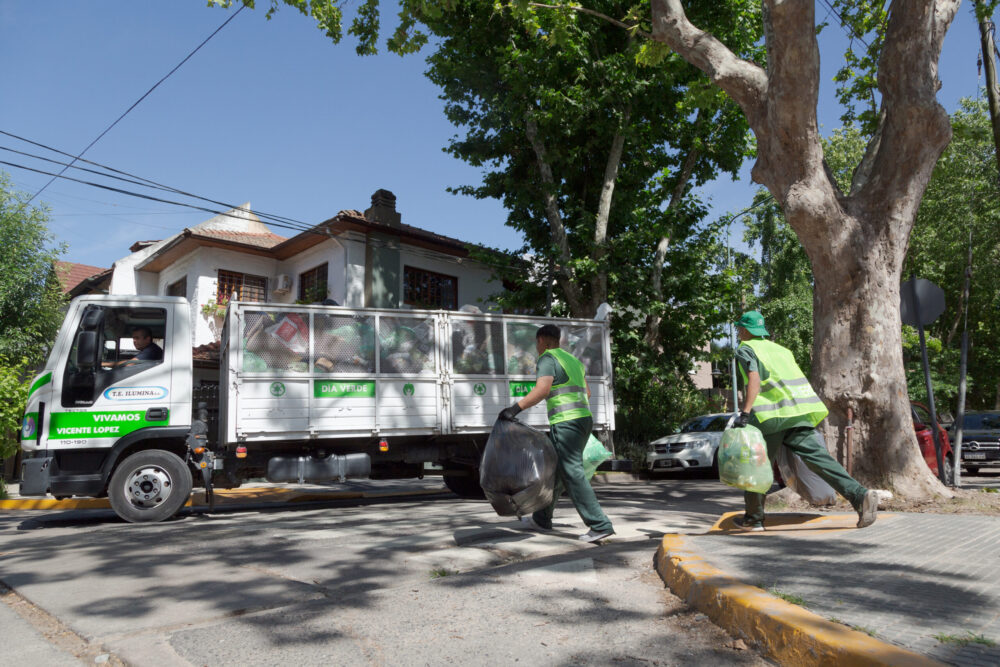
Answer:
[
  {"left": 0, "top": 140, "right": 315, "bottom": 231},
  {"left": 817, "top": 0, "right": 873, "bottom": 50},
  {"left": 0, "top": 158, "right": 324, "bottom": 236},
  {"left": 20, "top": 4, "right": 246, "bottom": 210}
]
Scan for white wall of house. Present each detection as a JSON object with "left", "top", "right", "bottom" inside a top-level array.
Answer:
[
  {"left": 108, "top": 237, "right": 174, "bottom": 295},
  {"left": 340, "top": 232, "right": 369, "bottom": 308},
  {"left": 279, "top": 238, "right": 346, "bottom": 305},
  {"left": 155, "top": 248, "right": 280, "bottom": 347},
  {"left": 398, "top": 246, "right": 499, "bottom": 311}
]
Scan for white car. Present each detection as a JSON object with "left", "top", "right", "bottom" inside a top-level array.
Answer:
[{"left": 646, "top": 412, "right": 737, "bottom": 472}]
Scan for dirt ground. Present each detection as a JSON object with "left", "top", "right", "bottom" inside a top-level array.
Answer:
[{"left": 765, "top": 484, "right": 1000, "bottom": 515}]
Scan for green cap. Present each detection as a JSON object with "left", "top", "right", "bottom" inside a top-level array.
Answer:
[{"left": 735, "top": 310, "right": 769, "bottom": 337}]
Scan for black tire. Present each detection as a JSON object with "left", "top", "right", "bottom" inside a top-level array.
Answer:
[
  {"left": 108, "top": 450, "right": 192, "bottom": 523},
  {"left": 943, "top": 455, "right": 955, "bottom": 486},
  {"left": 443, "top": 471, "right": 486, "bottom": 499},
  {"left": 966, "top": 465, "right": 980, "bottom": 476}
]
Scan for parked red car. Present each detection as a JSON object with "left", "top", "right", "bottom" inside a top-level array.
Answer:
[{"left": 911, "top": 402, "right": 954, "bottom": 484}]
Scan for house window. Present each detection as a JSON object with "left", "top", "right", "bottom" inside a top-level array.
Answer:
[
  {"left": 403, "top": 266, "right": 458, "bottom": 310},
  {"left": 217, "top": 270, "right": 267, "bottom": 303},
  {"left": 166, "top": 277, "right": 187, "bottom": 298},
  {"left": 298, "top": 263, "right": 328, "bottom": 302}
]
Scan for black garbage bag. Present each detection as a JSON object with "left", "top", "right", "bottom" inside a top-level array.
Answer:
[{"left": 479, "top": 418, "right": 558, "bottom": 517}]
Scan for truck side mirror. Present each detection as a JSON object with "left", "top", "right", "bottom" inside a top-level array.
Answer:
[
  {"left": 75, "top": 331, "right": 99, "bottom": 370},
  {"left": 80, "top": 306, "right": 105, "bottom": 332}
]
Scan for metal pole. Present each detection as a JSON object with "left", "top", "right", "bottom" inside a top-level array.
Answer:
[
  {"left": 953, "top": 229, "right": 974, "bottom": 487},
  {"left": 727, "top": 224, "right": 739, "bottom": 412},
  {"left": 731, "top": 321, "right": 739, "bottom": 412},
  {"left": 910, "top": 275, "right": 947, "bottom": 484}
]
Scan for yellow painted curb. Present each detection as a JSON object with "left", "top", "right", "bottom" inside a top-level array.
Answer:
[
  {"left": 654, "top": 532, "right": 944, "bottom": 667},
  {"left": 0, "top": 486, "right": 449, "bottom": 512}
]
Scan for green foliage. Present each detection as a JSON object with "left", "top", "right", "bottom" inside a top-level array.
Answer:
[
  {"left": 822, "top": 1, "right": 888, "bottom": 135},
  {"left": 905, "top": 97, "right": 1000, "bottom": 411},
  {"left": 0, "top": 356, "right": 32, "bottom": 495},
  {"left": 0, "top": 173, "right": 66, "bottom": 365}
]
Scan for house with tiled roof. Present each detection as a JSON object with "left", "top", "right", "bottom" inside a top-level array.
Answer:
[
  {"left": 81, "top": 190, "right": 505, "bottom": 348},
  {"left": 54, "top": 261, "right": 108, "bottom": 294}
]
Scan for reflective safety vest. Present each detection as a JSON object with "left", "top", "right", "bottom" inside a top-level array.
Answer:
[
  {"left": 540, "top": 348, "right": 593, "bottom": 424},
  {"left": 738, "top": 339, "right": 829, "bottom": 426}
]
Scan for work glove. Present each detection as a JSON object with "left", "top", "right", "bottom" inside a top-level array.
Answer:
[
  {"left": 733, "top": 411, "right": 752, "bottom": 428},
  {"left": 498, "top": 403, "right": 523, "bottom": 421}
]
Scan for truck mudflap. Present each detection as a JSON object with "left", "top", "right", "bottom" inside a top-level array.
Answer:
[{"left": 266, "top": 453, "right": 371, "bottom": 484}]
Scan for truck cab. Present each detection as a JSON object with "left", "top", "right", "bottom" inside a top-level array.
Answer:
[{"left": 21, "top": 296, "right": 192, "bottom": 519}]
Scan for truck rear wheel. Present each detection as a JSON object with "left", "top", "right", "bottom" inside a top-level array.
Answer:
[
  {"left": 108, "top": 450, "right": 192, "bottom": 523},
  {"left": 443, "top": 470, "right": 485, "bottom": 499}
]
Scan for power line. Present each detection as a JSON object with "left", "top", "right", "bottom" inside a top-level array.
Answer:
[
  {"left": 0, "top": 158, "right": 322, "bottom": 236},
  {"left": 0, "top": 129, "right": 315, "bottom": 230},
  {"left": 20, "top": 4, "right": 246, "bottom": 209},
  {"left": 817, "top": 0, "right": 873, "bottom": 50}
]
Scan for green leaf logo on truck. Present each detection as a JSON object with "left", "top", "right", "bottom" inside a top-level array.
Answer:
[
  {"left": 474, "top": 383, "right": 487, "bottom": 396},
  {"left": 314, "top": 381, "right": 376, "bottom": 398}
]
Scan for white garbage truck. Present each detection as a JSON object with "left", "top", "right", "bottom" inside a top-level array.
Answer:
[{"left": 19, "top": 295, "right": 615, "bottom": 522}]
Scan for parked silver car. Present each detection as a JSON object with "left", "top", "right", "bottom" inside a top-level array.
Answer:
[{"left": 646, "top": 412, "right": 737, "bottom": 472}]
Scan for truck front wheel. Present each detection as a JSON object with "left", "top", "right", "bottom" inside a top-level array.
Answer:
[{"left": 108, "top": 450, "right": 193, "bottom": 523}]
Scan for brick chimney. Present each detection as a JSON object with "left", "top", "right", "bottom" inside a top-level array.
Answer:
[{"left": 364, "top": 189, "right": 401, "bottom": 227}]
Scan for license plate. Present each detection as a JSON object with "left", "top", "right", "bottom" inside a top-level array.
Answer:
[
  {"left": 659, "top": 459, "right": 679, "bottom": 468},
  {"left": 965, "top": 452, "right": 987, "bottom": 460}
]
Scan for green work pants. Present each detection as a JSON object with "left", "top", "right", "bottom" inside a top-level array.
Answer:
[
  {"left": 744, "top": 426, "right": 867, "bottom": 525},
  {"left": 532, "top": 416, "right": 614, "bottom": 533}
]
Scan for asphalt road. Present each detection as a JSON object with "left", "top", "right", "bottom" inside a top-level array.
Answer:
[{"left": 0, "top": 476, "right": 768, "bottom": 666}]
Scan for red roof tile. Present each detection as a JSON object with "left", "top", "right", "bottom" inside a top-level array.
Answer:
[
  {"left": 191, "top": 229, "right": 287, "bottom": 249},
  {"left": 55, "top": 261, "right": 107, "bottom": 294}
]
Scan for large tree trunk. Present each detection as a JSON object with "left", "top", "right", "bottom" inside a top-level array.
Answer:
[{"left": 651, "top": 0, "right": 960, "bottom": 499}]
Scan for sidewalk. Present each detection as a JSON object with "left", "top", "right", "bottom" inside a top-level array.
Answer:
[{"left": 655, "top": 510, "right": 1000, "bottom": 666}]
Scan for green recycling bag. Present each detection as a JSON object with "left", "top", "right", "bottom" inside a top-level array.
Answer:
[
  {"left": 582, "top": 435, "right": 612, "bottom": 480},
  {"left": 717, "top": 425, "right": 773, "bottom": 493}
]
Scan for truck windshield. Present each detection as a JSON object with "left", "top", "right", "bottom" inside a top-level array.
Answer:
[{"left": 62, "top": 305, "right": 167, "bottom": 407}]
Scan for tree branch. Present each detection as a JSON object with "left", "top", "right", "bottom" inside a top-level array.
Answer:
[
  {"left": 649, "top": 0, "right": 768, "bottom": 125},
  {"left": 851, "top": 1, "right": 959, "bottom": 224},
  {"left": 591, "top": 111, "right": 628, "bottom": 313},
  {"left": 524, "top": 111, "right": 587, "bottom": 316},
  {"left": 528, "top": 3, "right": 652, "bottom": 39},
  {"left": 644, "top": 142, "right": 701, "bottom": 347}
]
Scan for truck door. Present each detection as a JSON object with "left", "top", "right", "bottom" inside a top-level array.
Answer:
[{"left": 49, "top": 304, "right": 174, "bottom": 449}]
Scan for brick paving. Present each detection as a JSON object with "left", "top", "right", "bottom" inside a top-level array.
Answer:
[{"left": 685, "top": 513, "right": 1000, "bottom": 666}]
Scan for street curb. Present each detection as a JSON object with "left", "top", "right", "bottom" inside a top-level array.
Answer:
[
  {"left": 654, "top": 530, "right": 945, "bottom": 666},
  {"left": 0, "top": 486, "right": 449, "bottom": 512}
]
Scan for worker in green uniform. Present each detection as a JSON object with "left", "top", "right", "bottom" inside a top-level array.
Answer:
[
  {"left": 498, "top": 324, "right": 614, "bottom": 543},
  {"left": 732, "top": 311, "right": 879, "bottom": 531}
]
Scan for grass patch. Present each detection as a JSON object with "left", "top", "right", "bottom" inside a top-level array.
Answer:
[
  {"left": 767, "top": 586, "right": 806, "bottom": 606},
  {"left": 429, "top": 568, "right": 454, "bottom": 579},
  {"left": 933, "top": 631, "right": 996, "bottom": 647},
  {"left": 982, "top": 487, "right": 999, "bottom": 494},
  {"left": 851, "top": 625, "right": 878, "bottom": 638}
]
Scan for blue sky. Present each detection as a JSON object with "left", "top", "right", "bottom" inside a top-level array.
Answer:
[{"left": 0, "top": 1, "right": 991, "bottom": 270}]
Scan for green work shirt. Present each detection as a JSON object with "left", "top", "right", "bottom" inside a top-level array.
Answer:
[
  {"left": 536, "top": 353, "right": 569, "bottom": 386},
  {"left": 736, "top": 344, "right": 814, "bottom": 435}
]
